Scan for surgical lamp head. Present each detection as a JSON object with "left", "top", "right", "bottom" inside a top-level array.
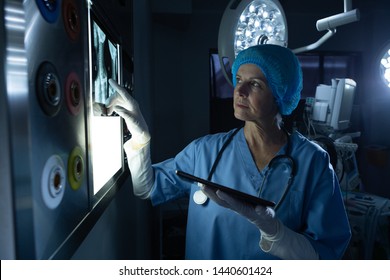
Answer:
[
  {"left": 231, "top": 44, "right": 302, "bottom": 116},
  {"left": 218, "top": 0, "right": 288, "bottom": 85}
]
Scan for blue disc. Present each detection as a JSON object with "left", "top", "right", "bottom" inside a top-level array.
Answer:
[{"left": 35, "top": 0, "right": 61, "bottom": 23}]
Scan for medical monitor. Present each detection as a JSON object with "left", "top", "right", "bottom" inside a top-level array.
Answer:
[
  {"left": 312, "top": 78, "right": 356, "bottom": 131},
  {"left": 330, "top": 78, "right": 356, "bottom": 131},
  {"left": 87, "top": 1, "right": 125, "bottom": 199},
  {"left": 311, "top": 84, "right": 335, "bottom": 125}
]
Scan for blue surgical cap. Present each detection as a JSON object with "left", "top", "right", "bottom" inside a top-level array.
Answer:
[{"left": 231, "top": 44, "right": 303, "bottom": 116}]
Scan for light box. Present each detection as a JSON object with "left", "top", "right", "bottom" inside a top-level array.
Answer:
[{"left": 87, "top": 1, "right": 125, "bottom": 198}]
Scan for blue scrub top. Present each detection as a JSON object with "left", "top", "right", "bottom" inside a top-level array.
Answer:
[{"left": 150, "top": 128, "right": 351, "bottom": 259}]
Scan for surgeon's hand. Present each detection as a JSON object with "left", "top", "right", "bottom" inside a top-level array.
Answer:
[
  {"left": 202, "top": 186, "right": 278, "bottom": 236},
  {"left": 202, "top": 186, "right": 320, "bottom": 260},
  {"left": 106, "top": 79, "right": 150, "bottom": 149}
]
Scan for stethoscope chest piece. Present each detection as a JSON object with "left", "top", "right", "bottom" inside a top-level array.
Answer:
[{"left": 193, "top": 189, "right": 208, "bottom": 205}]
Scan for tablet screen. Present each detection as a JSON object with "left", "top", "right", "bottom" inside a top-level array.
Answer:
[{"left": 176, "top": 170, "right": 276, "bottom": 207}]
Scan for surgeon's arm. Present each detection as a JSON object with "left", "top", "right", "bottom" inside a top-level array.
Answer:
[
  {"left": 259, "top": 221, "right": 319, "bottom": 259},
  {"left": 106, "top": 79, "right": 154, "bottom": 199},
  {"left": 124, "top": 139, "right": 154, "bottom": 199}
]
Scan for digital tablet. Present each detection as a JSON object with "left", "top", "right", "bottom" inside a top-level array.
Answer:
[{"left": 176, "top": 170, "right": 276, "bottom": 207}]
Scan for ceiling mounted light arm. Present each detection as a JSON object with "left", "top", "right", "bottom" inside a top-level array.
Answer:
[
  {"left": 293, "top": 0, "right": 360, "bottom": 54},
  {"left": 292, "top": 29, "right": 336, "bottom": 54},
  {"left": 218, "top": 0, "right": 288, "bottom": 86}
]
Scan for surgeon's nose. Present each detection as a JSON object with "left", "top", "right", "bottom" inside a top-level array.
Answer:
[{"left": 235, "top": 82, "right": 249, "bottom": 97}]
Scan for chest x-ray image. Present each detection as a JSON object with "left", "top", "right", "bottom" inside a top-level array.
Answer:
[{"left": 92, "top": 21, "right": 118, "bottom": 116}]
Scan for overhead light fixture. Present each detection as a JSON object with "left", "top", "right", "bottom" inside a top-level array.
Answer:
[
  {"left": 218, "top": 0, "right": 287, "bottom": 85},
  {"left": 218, "top": 0, "right": 360, "bottom": 85},
  {"left": 379, "top": 42, "right": 390, "bottom": 88},
  {"left": 293, "top": 0, "right": 360, "bottom": 53}
]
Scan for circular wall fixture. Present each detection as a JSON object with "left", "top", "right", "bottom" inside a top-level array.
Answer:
[
  {"left": 36, "top": 62, "right": 62, "bottom": 116},
  {"left": 67, "top": 146, "right": 84, "bottom": 191},
  {"left": 62, "top": 0, "right": 81, "bottom": 41},
  {"left": 65, "top": 72, "right": 83, "bottom": 115},
  {"left": 379, "top": 41, "right": 390, "bottom": 88},
  {"left": 41, "top": 154, "right": 66, "bottom": 209},
  {"left": 35, "top": 0, "right": 61, "bottom": 23}
]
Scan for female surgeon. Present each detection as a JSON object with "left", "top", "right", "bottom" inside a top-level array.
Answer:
[{"left": 106, "top": 44, "right": 351, "bottom": 260}]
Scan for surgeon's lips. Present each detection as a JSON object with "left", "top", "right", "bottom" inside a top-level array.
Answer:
[{"left": 234, "top": 100, "right": 249, "bottom": 109}]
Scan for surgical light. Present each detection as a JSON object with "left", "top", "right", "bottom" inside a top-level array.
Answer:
[
  {"left": 233, "top": 0, "right": 287, "bottom": 55},
  {"left": 218, "top": 0, "right": 360, "bottom": 85},
  {"left": 379, "top": 42, "right": 390, "bottom": 88},
  {"left": 218, "top": 0, "right": 287, "bottom": 85}
]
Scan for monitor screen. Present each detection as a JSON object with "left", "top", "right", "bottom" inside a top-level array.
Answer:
[{"left": 330, "top": 78, "right": 356, "bottom": 131}]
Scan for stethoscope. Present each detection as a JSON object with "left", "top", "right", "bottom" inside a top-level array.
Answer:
[{"left": 193, "top": 127, "right": 296, "bottom": 210}]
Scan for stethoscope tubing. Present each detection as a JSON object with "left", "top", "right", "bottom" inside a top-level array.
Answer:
[{"left": 194, "top": 127, "right": 296, "bottom": 210}]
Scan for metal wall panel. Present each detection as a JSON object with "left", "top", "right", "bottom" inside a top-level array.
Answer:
[
  {"left": 0, "top": 0, "right": 16, "bottom": 260},
  {"left": 1, "top": 0, "right": 133, "bottom": 260},
  {"left": 1, "top": 0, "right": 90, "bottom": 259}
]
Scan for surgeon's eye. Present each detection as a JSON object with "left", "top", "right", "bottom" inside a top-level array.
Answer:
[
  {"left": 250, "top": 81, "right": 260, "bottom": 87},
  {"left": 250, "top": 80, "right": 265, "bottom": 90}
]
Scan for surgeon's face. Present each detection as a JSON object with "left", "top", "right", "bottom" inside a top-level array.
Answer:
[{"left": 233, "top": 64, "right": 278, "bottom": 124}]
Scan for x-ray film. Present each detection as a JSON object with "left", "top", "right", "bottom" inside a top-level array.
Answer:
[{"left": 92, "top": 20, "right": 119, "bottom": 116}]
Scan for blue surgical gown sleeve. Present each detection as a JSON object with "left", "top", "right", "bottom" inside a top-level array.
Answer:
[
  {"left": 150, "top": 134, "right": 223, "bottom": 206},
  {"left": 301, "top": 154, "right": 351, "bottom": 259}
]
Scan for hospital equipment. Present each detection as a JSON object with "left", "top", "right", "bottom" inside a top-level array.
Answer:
[
  {"left": 311, "top": 78, "right": 357, "bottom": 131},
  {"left": 343, "top": 191, "right": 390, "bottom": 259}
]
